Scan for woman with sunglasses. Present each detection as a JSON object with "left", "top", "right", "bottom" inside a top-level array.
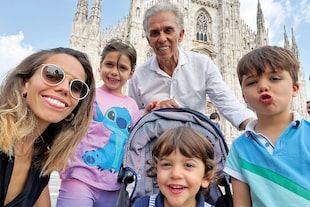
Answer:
[
  {"left": 56, "top": 39, "right": 141, "bottom": 207},
  {"left": 0, "top": 47, "right": 95, "bottom": 207}
]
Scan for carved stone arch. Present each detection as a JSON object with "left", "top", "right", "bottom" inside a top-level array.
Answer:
[
  {"left": 190, "top": 47, "right": 217, "bottom": 61},
  {"left": 195, "top": 8, "right": 212, "bottom": 43},
  {"left": 146, "top": 46, "right": 154, "bottom": 59},
  {"left": 243, "top": 38, "right": 250, "bottom": 50},
  {"left": 135, "top": 7, "right": 140, "bottom": 16},
  {"left": 184, "top": 7, "right": 189, "bottom": 18},
  {"left": 242, "top": 38, "right": 247, "bottom": 50}
]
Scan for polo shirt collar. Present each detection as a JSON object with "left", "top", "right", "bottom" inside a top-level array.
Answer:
[{"left": 245, "top": 111, "right": 303, "bottom": 137}]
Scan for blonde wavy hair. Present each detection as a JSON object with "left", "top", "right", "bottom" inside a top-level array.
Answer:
[{"left": 0, "top": 47, "right": 95, "bottom": 176}]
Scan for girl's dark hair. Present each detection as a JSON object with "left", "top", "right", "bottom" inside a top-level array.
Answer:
[{"left": 100, "top": 39, "right": 137, "bottom": 69}]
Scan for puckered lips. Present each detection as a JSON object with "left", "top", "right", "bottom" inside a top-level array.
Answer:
[{"left": 259, "top": 93, "right": 273, "bottom": 104}]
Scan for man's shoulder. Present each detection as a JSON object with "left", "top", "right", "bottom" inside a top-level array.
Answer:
[
  {"left": 132, "top": 57, "right": 157, "bottom": 81},
  {"left": 181, "top": 49, "right": 210, "bottom": 59},
  {"left": 180, "top": 49, "right": 213, "bottom": 67},
  {"left": 136, "top": 56, "right": 154, "bottom": 71}
]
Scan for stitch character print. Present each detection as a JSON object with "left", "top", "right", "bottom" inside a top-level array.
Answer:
[{"left": 83, "top": 102, "right": 132, "bottom": 173}]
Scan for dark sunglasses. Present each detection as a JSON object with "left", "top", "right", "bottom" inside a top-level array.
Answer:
[{"left": 40, "top": 64, "right": 89, "bottom": 100}]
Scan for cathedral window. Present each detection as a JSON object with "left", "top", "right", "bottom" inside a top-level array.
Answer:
[{"left": 196, "top": 10, "right": 212, "bottom": 43}]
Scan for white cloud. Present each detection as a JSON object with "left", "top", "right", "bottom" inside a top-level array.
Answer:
[
  {"left": 300, "top": 0, "right": 310, "bottom": 24},
  {"left": 0, "top": 32, "right": 34, "bottom": 82},
  {"left": 239, "top": 0, "right": 257, "bottom": 30},
  {"left": 240, "top": 0, "right": 310, "bottom": 46}
]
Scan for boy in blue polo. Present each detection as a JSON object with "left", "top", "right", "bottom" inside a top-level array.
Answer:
[{"left": 224, "top": 45, "right": 310, "bottom": 206}]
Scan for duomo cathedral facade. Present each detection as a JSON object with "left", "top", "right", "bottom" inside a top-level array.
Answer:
[{"left": 69, "top": 0, "right": 308, "bottom": 142}]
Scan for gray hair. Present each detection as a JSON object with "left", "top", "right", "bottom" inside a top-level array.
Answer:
[{"left": 143, "top": 2, "right": 184, "bottom": 37}]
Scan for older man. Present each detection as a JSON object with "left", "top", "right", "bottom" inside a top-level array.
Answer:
[{"left": 128, "top": 2, "right": 255, "bottom": 130}]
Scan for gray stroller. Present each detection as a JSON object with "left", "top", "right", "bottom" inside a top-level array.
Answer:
[{"left": 117, "top": 108, "right": 233, "bottom": 207}]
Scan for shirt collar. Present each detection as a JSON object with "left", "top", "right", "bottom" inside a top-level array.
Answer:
[
  {"left": 157, "top": 191, "right": 207, "bottom": 207},
  {"left": 245, "top": 111, "right": 303, "bottom": 137},
  {"left": 150, "top": 48, "right": 187, "bottom": 73}
]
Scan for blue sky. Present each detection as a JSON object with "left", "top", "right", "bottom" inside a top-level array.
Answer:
[{"left": 0, "top": 0, "right": 309, "bottom": 98}]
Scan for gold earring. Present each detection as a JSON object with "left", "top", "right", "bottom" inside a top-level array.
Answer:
[{"left": 65, "top": 113, "right": 74, "bottom": 122}]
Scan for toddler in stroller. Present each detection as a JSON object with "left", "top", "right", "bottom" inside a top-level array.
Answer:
[{"left": 117, "top": 108, "right": 233, "bottom": 207}]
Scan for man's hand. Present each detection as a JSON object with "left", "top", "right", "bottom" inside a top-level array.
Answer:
[{"left": 144, "top": 99, "right": 180, "bottom": 114}]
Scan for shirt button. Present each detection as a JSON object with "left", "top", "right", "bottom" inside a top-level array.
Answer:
[{"left": 265, "top": 142, "right": 270, "bottom": 147}]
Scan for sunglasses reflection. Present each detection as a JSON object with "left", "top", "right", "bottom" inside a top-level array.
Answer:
[{"left": 40, "top": 64, "right": 89, "bottom": 100}]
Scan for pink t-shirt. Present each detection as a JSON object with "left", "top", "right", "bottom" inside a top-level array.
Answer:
[{"left": 61, "top": 87, "right": 141, "bottom": 191}]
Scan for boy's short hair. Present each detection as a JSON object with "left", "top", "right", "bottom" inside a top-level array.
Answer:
[
  {"left": 149, "top": 126, "right": 216, "bottom": 180},
  {"left": 237, "top": 45, "right": 299, "bottom": 85}
]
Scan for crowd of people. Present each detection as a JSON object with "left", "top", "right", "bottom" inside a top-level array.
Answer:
[{"left": 0, "top": 1, "right": 309, "bottom": 207}]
